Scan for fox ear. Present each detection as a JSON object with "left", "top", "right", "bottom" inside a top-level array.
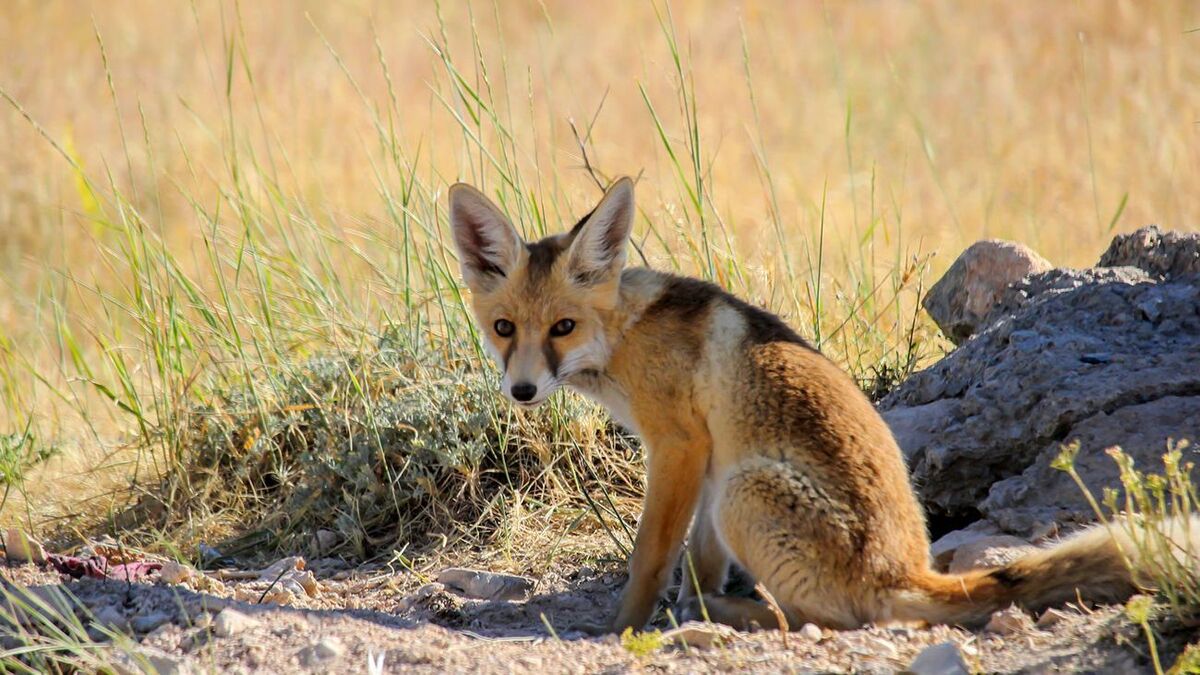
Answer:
[
  {"left": 449, "top": 183, "right": 524, "bottom": 292},
  {"left": 567, "top": 177, "right": 634, "bottom": 286}
]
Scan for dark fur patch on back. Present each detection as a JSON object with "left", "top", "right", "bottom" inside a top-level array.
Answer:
[{"left": 647, "top": 274, "right": 811, "bottom": 348}]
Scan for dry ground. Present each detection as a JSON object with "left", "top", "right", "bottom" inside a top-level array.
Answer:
[{"left": 2, "top": 541, "right": 1189, "bottom": 674}]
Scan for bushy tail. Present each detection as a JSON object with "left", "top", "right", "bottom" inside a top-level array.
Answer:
[{"left": 893, "top": 515, "right": 1200, "bottom": 626}]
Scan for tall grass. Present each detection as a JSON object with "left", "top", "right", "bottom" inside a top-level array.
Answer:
[{"left": 0, "top": 2, "right": 1196, "bottom": 560}]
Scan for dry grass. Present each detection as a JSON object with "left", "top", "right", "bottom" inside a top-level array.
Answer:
[{"left": 0, "top": 1, "right": 1197, "bottom": 562}]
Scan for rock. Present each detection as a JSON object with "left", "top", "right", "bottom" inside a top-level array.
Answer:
[
  {"left": 799, "top": 622, "right": 823, "bottom": 642},
  {"left": 300, "top": 637, "right": 345, "bottom": 667},
  {"left": 983, "top": 396, "right": 1200, "bottom": 533},
  {"left": 922, "top": 239, "right": 1052, "bottom": 344},
  {"left": 260, "top": 586, "right": 297, "bottom": 606},
  {"left": 159, "top": 561, "right": 195, "bottom": 585},
  {"left": 4, "top": 529, "right": 47, "bottom": 564},
  {"left": 311, "top": 529, "right": 340, "bottom": 555},
  {"left": 662, "top": 621, "right": 738, "bottom": 649},
  {"left": 437, "top": 568, "right": 535, "bottom": 602},
  {"left": 396, "top": 582, "right": 446, "bottom": 613},
  {"left": 1036, "top": 607, "right": 1072, "bottom": 628},
  {"left": 984, "top": 606, "right": 1033, "bottom": 635},
  {"left": 280, "top": 569, "right": 320, "bottom": 597},
  {"left": 131, "top": 611, "right": 172, "bottom": 633},
  {"left": 840, "top": 633, "right": 899, "bottom": 659},
  {"left": 947, "top": 535, "right": 1034, "bottom": 573},
  {"left": 907, "top": 642, "right": 970, "bottom": 675},
  {"left": 113, "top": 647, "right": 193, "bottom": 675},
  {"left": 212, "top": 608, "right": 259, "bottom": 637},
  {"left": 256, "top": 556, "right": 305, "bottom": 582},
  {"left": 880, "top": 234, "right": 1200, "bottom": 529},
  {"left": 929, "top": 520, "right": 1001, "bottom": 570},
  {"left": 1098, "top": 225, "right": 1200, "bottom": 278},
  {"left": 93, "top": 604, "right": 130, "bottom": 632}
]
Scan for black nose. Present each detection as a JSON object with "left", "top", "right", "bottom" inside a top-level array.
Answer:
[{"left": 511, "top": 382, "right": 537, "bottom": 402}]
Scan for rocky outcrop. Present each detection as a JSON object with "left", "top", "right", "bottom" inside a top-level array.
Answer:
[{"left": 882, "top": 227, "right": 1200, "bottom": 534}]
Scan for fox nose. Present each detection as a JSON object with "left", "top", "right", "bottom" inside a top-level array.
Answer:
[{"left": 510, "top": 382, "right": 537, "bottom": 402}]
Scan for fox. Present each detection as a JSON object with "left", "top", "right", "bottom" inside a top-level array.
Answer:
[{"left": 448, "top": 176, "right": 1194, "bottom": 634}]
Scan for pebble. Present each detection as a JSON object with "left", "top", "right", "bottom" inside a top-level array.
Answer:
[
  {"left": 907, "top": 641, "right": 970, "bottom": 675},
  {"left": 4, "top": 529, "right": 47, "bottom": 564},
  {"left": 300, "top": 637, "right": 345, "bottom": 667},
  {"left": 985, "top": 605, "right": 1033, "bottom": 635},
  {"left": 131, "top": 611, "right": 172, "bottom": 633},
  {"left": 437, "top": 567, "right": 535, "bottom": 602},
  {"left": 661, "top": 621, "right": 738, "bottom": 649},
  {"left": 799, "top": 623, "right": 823, "bottom": 642},
  {"left": 213, "top": 608, "right": 259, "bottom": 638}
]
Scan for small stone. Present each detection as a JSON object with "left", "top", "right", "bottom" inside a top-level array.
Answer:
[
  {"left": 947, "top": 535, "right": 1034, "bottom": 573},
  {"left": 131, "top": 611, "right": 171, "bottom": 633},
  {"left": 929, "top": 521, "right": 1002, "bottom": 570},
  {"left": 300, "top": 637, "right": 345, "bottom": 667},
  {"left": 312, "top": 529, "right": 340, "bottom": 554},
  {"left": 799, "top": 623, "right": 822, "bottom": 642},
  {"left": 92, "top": 605, "right": 129, "bottom": 631},
  {"left": 159, "top": 561, "right": 195, "bottom": 585},
  {"left": 260, "top": 586, "right": 297, "bottom": 606},
  {"left": 907, "top": 641, "right": 970, "bottom": 675},
  {"left": 396, "top": 582, "right": 446, "bottom": 613},
  {"left": 212, "top": 608, "right": 259, "bottom": 638},
  {"left": 1036, "top": 607, "right": 1072, "bottom": 628},
  {"left": 437, "top": 568, "right": 535, "bottom": 602},
  {"left": 256, "top": 556, "right": 305, "bottom": 582},
  {"left": 280, "top": 569, "right": 320, "bottom": 597},
  {"left": 661, "top": 621, "right": 738, "bottom": 649},
  {"left": 840, "top": 633, "right": 899, "bottom": 659},
  {"left": 4, "top": 529, "right": 47, "bottom": 564},
  {"left": 114, "top": 647, "right": 193, "bottom": 675},
  {"left": 985, "top": 605, "right": 1033, "bottom": 635}
]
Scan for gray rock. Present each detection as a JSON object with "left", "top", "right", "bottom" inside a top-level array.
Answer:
[
  {"left": 131, "top": 611, "right": 172, "bottom": 633},
  {"left": 907, "top": 642, "right": 970, "bottom": 675},
  {"left": 300, "top": 637, "right": 345, "bottom": 667},
  {"left": 662, "top": 621, "right": 737, "bottom": 649},
  {"left": 982, "top": 396, "right": 1200, "bottom": 533},
  {"left": 1098, "top": 225, "right": 1200, "bottom": 278},
  {"left": 929, "top": 521, "right": 1001, "bottom": 570},
  {"left": 881, "top": 236, "right": 1200, "bottom": 527},
  {"left": 922, "top": 239, "right": 1051, "bottom": 344},
  {"left": 212, "top": 607, "right": 259, "bottom": 637},
  {"left": 984, "top": 605, "right": 1033, "bottom": 635},
  {"left": 947, "top": 535, "right": 1033, "bottom": 573},
  {"left": 437, "top": 568, "right": 535, "bottom": 602}
]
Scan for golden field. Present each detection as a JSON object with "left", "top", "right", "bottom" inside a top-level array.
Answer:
[{"left": 0, "top": 1, "right": 1197, "bottom": 533}]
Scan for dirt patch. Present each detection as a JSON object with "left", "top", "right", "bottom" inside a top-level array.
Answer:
[{"left": 1, "top": 551, "right": 1183, "bottom": 674}]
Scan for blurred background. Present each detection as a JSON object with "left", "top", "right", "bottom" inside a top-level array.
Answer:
[{"left": 0, "top": 1, "right": 1197, "bottom": 544}]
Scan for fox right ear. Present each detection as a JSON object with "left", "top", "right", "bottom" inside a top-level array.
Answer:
[{"left": 449, "top": 183, "right": 524, "bottom": 292}]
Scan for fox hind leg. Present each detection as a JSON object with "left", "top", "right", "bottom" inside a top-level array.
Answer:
[{"left": 709, "top": 457, "right": 865, "bottom": 630}]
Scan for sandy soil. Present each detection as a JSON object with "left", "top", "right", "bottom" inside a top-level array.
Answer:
[{"left": 3, "top": 548, "right": 1189, "bottom": 674}]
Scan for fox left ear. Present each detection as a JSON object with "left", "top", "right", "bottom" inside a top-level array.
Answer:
[{"left": 567, "top": 177, "right": 634, "bottom": 286}]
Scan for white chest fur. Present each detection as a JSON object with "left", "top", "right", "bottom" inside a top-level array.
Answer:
[{"left": 568, "top": 373, "right": 640, "bottom": 436}]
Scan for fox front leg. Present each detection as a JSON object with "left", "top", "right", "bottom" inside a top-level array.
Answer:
[
  {"left": 607, "top": 428, "right": 710, "bottom": 634},
  {"left": 675, "top": 484, "right": 730, "bottom": 607}
]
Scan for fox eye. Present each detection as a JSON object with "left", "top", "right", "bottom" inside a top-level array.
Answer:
[
  {"left": 549, "top": 318, "right": 576, "bottom": 337},
  {"left": 494, "top": 319, "right": 515, "bottom": 337}
]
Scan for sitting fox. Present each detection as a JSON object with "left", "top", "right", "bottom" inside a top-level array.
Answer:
[{"left": 448, "top": 177, "right": 1180, "bottom": 634}]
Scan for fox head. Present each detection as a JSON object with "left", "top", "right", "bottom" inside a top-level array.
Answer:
[{"left": 449, "top": 178, "right": 634, "bottom": 408}]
